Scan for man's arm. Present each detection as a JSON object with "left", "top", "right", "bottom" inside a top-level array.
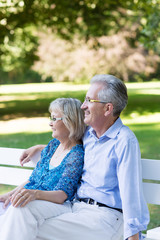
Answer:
[{"left": 20, "top": 145, "right": 46, "bottom": 166}]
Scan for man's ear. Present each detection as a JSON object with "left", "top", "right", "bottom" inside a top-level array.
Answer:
[{"left": 104, "top": 103, "right": 113, "bottom": 116}]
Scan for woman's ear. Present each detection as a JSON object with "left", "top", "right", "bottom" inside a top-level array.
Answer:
[{"left": 104, "top": 103, "right": 113, "bottom": 116}]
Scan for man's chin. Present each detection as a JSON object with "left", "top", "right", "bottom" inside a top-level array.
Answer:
[{"left": 84, "top": 117, "right": 90, "bottom": 125}]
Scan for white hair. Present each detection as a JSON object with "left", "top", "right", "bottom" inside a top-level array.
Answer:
[{"left": 90, "top": 74, "right": 128, "bottom": 116}]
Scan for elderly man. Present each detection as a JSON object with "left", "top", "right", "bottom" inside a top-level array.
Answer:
[{"left": 20, "top": 75, "right": 150, "bottom": 240}]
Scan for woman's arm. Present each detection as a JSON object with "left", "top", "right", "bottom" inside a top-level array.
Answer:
[
  {"left": 20, "top": 145, "right": 46, "bottom": 166},
  {"left": 11, "top": 189, "right": 67, "bottom": 207},
  {"left": 12, "top": 147, "right": 84, "bottom": 207},
  {"left": 14, "top": 144, "right": 83, "bottom": 207}
]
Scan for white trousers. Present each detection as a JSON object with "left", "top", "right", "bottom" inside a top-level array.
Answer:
[
  {"left": 0, "top": 200, "right": 123, "bottom": 240},
  {"left": 0, "top": 200, "right": 72, "bottom": 240},
  {"left": 36, "top": 201, "right": 123, "bottom": 240}
]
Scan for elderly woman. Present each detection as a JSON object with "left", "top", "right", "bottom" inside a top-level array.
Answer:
[{"left": 0, "top": 97, "right": 85, "bottom": 240}]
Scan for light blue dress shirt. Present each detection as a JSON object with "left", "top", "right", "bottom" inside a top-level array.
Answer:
[{"left": 77, "top": 117, "right": 149, "bottom": 240}]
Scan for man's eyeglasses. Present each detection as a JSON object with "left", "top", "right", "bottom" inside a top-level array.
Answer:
[
  {"left": 84, "top": 98, "right": 108, "bottom": 104},
  {"left": 49, "top": 116, "right": 63, "bottom": 122}
]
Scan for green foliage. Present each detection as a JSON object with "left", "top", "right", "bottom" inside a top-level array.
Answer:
[
  {"left": 0, "top": 69, "right": 42, "bottom": 84},
  {"left": 139, "top": 1, "right": 160, "bottom": 54},
  {"left": 1, "top": 0, "right": 159, "bottom": 44},
  {"left": 0, "top": 0, "right": 160, "bottom": 83}
]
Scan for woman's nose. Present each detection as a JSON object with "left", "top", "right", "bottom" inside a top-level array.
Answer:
[{"left": 49, "top": 121, "right": 53, "bottom": 126}]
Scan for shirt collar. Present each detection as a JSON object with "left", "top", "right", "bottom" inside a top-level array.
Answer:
[{"left": 88, "top": 117, "right": 123, "bottom": 140}]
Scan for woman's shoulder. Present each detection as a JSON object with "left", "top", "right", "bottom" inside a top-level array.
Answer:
[
  {"left": 41, "top": 138, "right": 60, "bottom": 157},
  {"left": 47, "top": 138, "right": 60, "bottom": 149},
  {"left": 72, "top": 143, "right": 84, "bottom": 152},
  {"left": 48, "top": 138, "right": 60, "bottom": 145},
  {"left": 68, "top": 143, "right": 84, "bottom": 163}
]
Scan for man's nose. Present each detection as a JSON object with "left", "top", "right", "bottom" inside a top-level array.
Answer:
[{"left": 81, "top": 101, "right": 87, "bottom": 109}]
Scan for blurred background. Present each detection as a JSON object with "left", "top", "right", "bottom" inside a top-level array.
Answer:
[{"left": 0, "top": 0, "right": 160, "bottom": 231}]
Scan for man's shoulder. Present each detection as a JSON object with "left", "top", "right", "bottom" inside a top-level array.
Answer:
[
  {"left": 117, "top": 124, "right": 138, "bottom": 146},
  {"left": 119, "top": 124, "right": 136, "bottom": 137}
]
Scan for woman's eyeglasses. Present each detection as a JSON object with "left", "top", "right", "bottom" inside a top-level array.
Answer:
[{"left": 49, "top": 117, "right": 63, "bottom": 122}]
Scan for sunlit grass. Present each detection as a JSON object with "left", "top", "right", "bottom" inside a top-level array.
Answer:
[
  {"left": 130, "top": 89, "right": 160, "bottom": 95},
  {"left": 126, "top": 81, "right": 160, "bottom": 89},
  {"left": 123, "top": 112, "right": 160, "bottom": 124},
  {"left": 1, "top": 82, "right": 90, "bottom": 94},
  {"left": 0, "top": 117, "right": 50, "bottom": 134},
  {"left": 1, "top": 81, "right": 160, "bottom": 95}
]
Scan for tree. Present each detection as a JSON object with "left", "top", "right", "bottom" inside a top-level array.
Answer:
[{"left": 0, "top": 0, "right": 160, "bottom": 82}]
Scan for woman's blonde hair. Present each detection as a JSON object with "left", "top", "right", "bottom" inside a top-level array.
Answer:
[{"left": 49, "top": 98, "right": 86, "bottom": 141}]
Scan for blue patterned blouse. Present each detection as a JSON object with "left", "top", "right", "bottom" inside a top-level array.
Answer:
[{"left": 24, "top": 139, "right": 84, "bottom": 200}]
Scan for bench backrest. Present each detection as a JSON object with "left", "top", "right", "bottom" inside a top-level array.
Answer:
[
  {"left": 141, "top": 159, "right": 160, "bottom": 205},
  {"left": 0, "top": 147, "right": 40, "bottom": 186},
  {"left": 0, "top": 147, "right": 160, "bottom": 205}
]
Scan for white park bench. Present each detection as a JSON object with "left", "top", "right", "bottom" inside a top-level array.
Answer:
[{"left": 0, "top": 147, "right": 160, "bottom": 239}]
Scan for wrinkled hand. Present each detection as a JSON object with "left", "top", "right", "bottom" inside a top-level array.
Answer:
[
  {"left": 11, "top": 189, "right": 37, "bottom": 207},
  {"left": 0, "top": 192, "right": 12, "bottom": 208}
]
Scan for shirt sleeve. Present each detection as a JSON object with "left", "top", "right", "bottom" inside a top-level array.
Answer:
[
  {"left": 54, "top": 148, "right": 84, "bottom": 200},
  {"left": 117, "top": 136, "right": 149, "bottom": 240}
]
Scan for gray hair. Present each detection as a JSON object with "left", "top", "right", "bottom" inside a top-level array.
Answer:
[
  {"left": 90, "top": 74, "right": 128, "bottom": 116},
  {"left": 49, "top": 98, "right": 86, "bottom": 141}
]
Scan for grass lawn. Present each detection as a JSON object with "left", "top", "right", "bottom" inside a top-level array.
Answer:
[{"left": 0, "top": 81, "right": 160, "bottom": 230}]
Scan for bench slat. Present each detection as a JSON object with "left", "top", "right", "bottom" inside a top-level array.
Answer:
[
  {"left": 142, "top": 159, "right": 160, "bottom": 181},
  {"left": 147, "top": 227, "right": 160, "bottom": 240},
  {"left": 143, "top": 182, "right": 160, "bottom": 205},
  {"left": 0, "top": 167, "right": 33, "bottom": 186},
  {"left": 0, "top": 147, "right": 40, "bottom": 167}
]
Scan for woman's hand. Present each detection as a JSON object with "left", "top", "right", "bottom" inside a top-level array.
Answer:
[
  {"left": 0, "top": 192, "right": 12, "bottom": 208},
  {"left": 10, "top": 188, "right": 37, "bottom": 207},
  {"left": 0, "top": 182, "right": 28, "bottom": 208}
]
